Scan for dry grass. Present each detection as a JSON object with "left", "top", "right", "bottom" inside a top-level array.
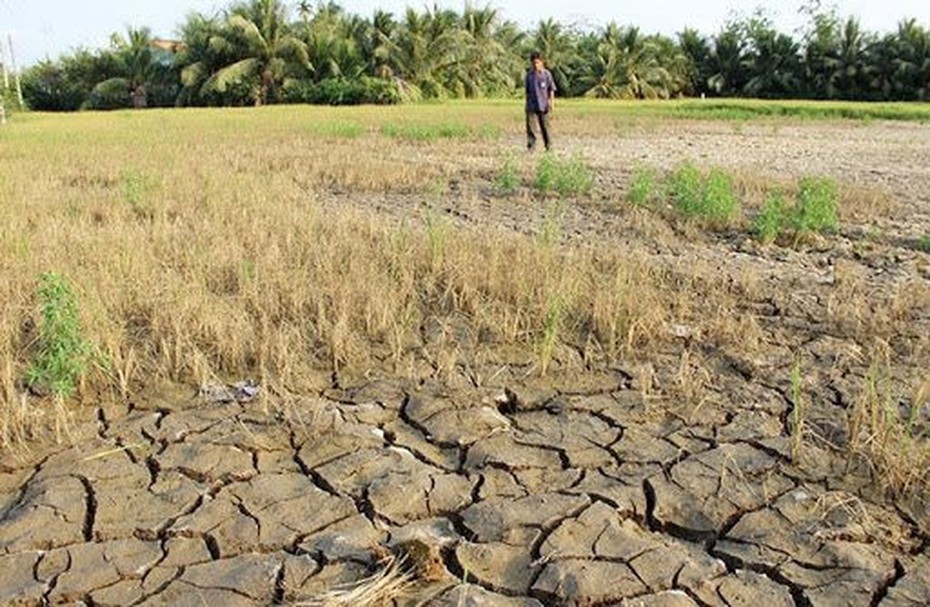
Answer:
[
  {"left": 297, "top": 554, "right": 415, "bottom": 607},
  {"left": 1, "top": 103, "right": 928, "bottom": 506}
]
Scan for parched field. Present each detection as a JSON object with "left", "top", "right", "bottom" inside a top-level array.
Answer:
[{"left": 1, "top": 101, "right": 929, "bottom": 606}]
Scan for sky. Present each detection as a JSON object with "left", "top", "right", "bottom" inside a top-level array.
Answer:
[{"left": 2, "top": 0, "right": 929, "bottom": 69}]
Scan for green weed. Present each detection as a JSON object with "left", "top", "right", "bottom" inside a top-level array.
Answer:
[
  {"left": 380, "top": 122, "right": 471, "bottom": 141},
  {"left": 496, "top": 152, "right": 520, "bottom": 194},
  {"left": 670, "top": 163, "right": 740, "bottom": 226},
  {"left": 309, "top": 121, "right": 365, "bottom": 138},
  {"left": 628, "top": 166, "right": 660, "bottom": 207},
  {"left": 539, "top": 292, "right": 566, "bottom": 375},
  {"left": 26, "top": 272, "right": 95, "bottom": 398},
  {"left": 754, "top": 190, "right": 787, "bottom": 244},
  {"left": 120, "top": 169, "right": 159, "bottom": 221},
  {"left": 790, "top": 176, "right": 839, "bottom": 235},
  {"left": 537, "top": 200, "right": 566, "bottom": 249},
  {"left": 914, "top": 235, "right": 930, "bottom": 253},
  {"left": 535, "top": 154, "right": 593, "bottom": 197}
]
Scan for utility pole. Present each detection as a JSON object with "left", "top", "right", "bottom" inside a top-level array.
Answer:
[{"left": 7, "top": 33, "right": 23, "bottom": 107}]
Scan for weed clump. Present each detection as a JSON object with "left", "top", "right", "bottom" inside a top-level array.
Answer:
[
  {"left": 669, "top": 163, "right": 740, "bottom": 226},
  {"left": 535, "top": 153, "right": 594, "bottom": 197},
  {"left": 26, "top": 272, "right": 96, "bottom": 398},
  {"left": 496, "top": 152, "right": 520, "bottom": 194},
  {"left": 752, "top": 176, "right": 840, "bottom": 244},
  {"left": 627, "top": 166, "right": 660, "bottom": 207}
]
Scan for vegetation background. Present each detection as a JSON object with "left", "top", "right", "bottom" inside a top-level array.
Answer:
[{"left": 12, "top": 0, "right": 930, "bottom": 111}]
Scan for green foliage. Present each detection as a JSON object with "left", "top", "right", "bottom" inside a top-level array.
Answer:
[
  {"left": 26, "top": 273, "right": 95, "bottom": 398},
  {"left": 539, "top": 292, "right": 566, "bottom": 375},
  {"left": 915, "top": 235, "right": 930, "bottom": 253},
  {"left": 19, "top": 2, "right": 930, "bottom": 110},
  {"left": 534, "top": 154, "right": 594, "bottom": 197},
  {"left": 537, "top": 200, "right": 566, "bottom": 248},
  {"left": 380, "top": 122, "right": 472, "bottom": 141},
  {"left": 496, "top": 152, "right": 520, "bottom": 194},
  {"left": 282, "top": 76, "right": 402, "bottom": 105},
  {"left": 303, "top": 121, "right": 365, "bottom": 138},
  {"left": 627, "top": 166, "right": 660, "bottom": 207},
  {"left": 790, "top": 176, "right": 839, "bottom": 234},
  {"left": 754, "top": 191, "right": 787, "bottom": 244},
  {"left": 120, "top": 169, "right": 160, "bottom": 220},
  {"left": 670, "top": 163, "right": 740, "bottom": 225}
]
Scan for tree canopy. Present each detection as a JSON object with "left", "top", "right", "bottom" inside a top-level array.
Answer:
[{"left": 19, "top": 0, "right": 930, "bottom": 110}]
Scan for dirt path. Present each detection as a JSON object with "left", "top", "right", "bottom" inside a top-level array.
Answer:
[{"left": 2, "top": 119, "right": 929, "bottom": 606}]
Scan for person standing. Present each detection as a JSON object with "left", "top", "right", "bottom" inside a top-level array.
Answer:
[{"left": 525, "top": 51, "right": 556, "bottom": 151}]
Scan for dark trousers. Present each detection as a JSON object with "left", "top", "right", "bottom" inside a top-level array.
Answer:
[{"left": 526, "top": 110, "right": 551, "bottom": 150}]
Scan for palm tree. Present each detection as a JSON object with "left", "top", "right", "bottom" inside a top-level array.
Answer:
[
  {"left": 375, "top": 6, "right": 464, "bottom": 98},
  {"left": 743, "top": 24, "right": 802, "bottom": 98},
  {"left": 454, "top": 5, "right": 523, "bottom": 97},
  {"left": 301, "top": 3, "right": 365, "bottom": 80},
  {"left": 529, "top": 18, "right": 582, "bottom": 95},
  {"left": 678, "top": 28, "right": 712, "bottom": 96},
  {"left": 707, "top": 24, "right": 747, "bottom": 96},
  {"left": 889, "top": 19, "right": 930, "bottom": 100},
  {"left": 832, "top": 17, "right": 871, "bottom": 99},
  {"left": 91, "top": 27, "right": 166, "bottom": 108},
  {"left": 181, "top": 0, "right": 311, "bottom": 106},
  {"left": 582, "top": 24, "right": 683, "bottom": 99}
]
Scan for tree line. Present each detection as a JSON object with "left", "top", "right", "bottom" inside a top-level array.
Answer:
[{"left": 18, "top": 0, "right": 930, "bottom": 111}]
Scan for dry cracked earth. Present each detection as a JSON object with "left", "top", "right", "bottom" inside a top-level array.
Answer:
[{"left": 2, "top": 118, "right": 930, "bottom": 606}]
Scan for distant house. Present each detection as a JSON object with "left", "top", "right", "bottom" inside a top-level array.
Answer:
[{"left": 150, "top": 39, "right": 187, "bottom": 54}]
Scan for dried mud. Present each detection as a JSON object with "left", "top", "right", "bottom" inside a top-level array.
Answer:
[{"left": 2, "top": 119, "right": 930, "bottom": 606}]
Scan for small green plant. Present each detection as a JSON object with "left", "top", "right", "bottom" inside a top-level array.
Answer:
[
  {"left": 539, "top": 292, "right": 566, "bottom": 375},
  {"left": 496, "top": 153, "right": 520, "bottom": 194},
  {"left": 669, "top": 163, "right": 703, "bottom": 215},
  {"left": 790, "top": 176, "right": 839, "bottom": 235},
  {"left": 537, "top": 200, "right": 566, "bottom": 248},
  {"left": 534, "top": 154, "right": 594, "bottom": 197},
  {"left": 669, "top": 163, "right": 740, "bottom": 225},
  {"left": 702, "top": 169, "right": 740, "bottom": 222},
  {"left": 380, "top": 122, "right": 471, "bottom": 141},
  {"left": 120, "top": 169, "right": 158, "bottom": 221},
  {"left": 914, "top": 234, "right": 930, "bottom": 253},
  {"left": 313, "top": 121, "right": 365, "bottom": 138},
  {"left": 754, "top": 190, "right": 787, "bottom": 244},
  {"left": 628, "top": 166, "right": 660, "bottom": 207},
  {"left": 26, "top": 272, "right": 95, "bottom": 398}
]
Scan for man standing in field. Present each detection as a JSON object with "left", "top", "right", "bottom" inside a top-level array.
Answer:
[{"left": 525, "top": 51, "right": 556, "bottom": 152}]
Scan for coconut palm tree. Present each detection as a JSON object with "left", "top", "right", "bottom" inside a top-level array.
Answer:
[
  {"left": 582, "top": 24, "right": 683, "bottom": 99},
  {"left": 454, "top": 5, "right": 523, "bottom": 96},
  {"left": 375, "top": 6, "right": 464, "bottom": 98},
  {"left": 529, "top": 18, "right": 582, "bottom": 95},
  {"left": 181, "top": 0, "right": 311, "bottom": 106},
  {"left": 91, "top": 27, "right": 168, "bottom": 108},
  {"left": 706, "top": 24, "right": 748, "bottom": 96}
]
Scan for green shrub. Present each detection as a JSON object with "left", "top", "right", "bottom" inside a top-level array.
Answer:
[
  {"left": 282, "top": 76, "right": 401, "bottom": 105},
  {"left": 754, "top": 191, "right": 787, "bottom": 244},
  {"left": 628, "top": 166, "right": 660, "bottom": 207},
  {"left": 496, "top": 153, "right": 520, "bottom": 194},
  {"left": 670, "top": 163, "right": 703, "bottom": 215},
  {"left": 535, "top": 154, "right": 594, "bottom": 196},
  {"left": 790, "top": 176, "right": 839, "bottom": 234},
  {"left": 702, "top": 169, "right": 740, "bottom": 222},
  {"left": 26, "top": 272, "right": 95, "bottom": 398},
  {"left": 670, "top": 163, "right": 740, "bottom": 225}
]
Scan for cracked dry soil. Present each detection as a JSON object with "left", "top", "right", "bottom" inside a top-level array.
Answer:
[{"left": 2, "top": 119, "right": 930, "bottom": 606}]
